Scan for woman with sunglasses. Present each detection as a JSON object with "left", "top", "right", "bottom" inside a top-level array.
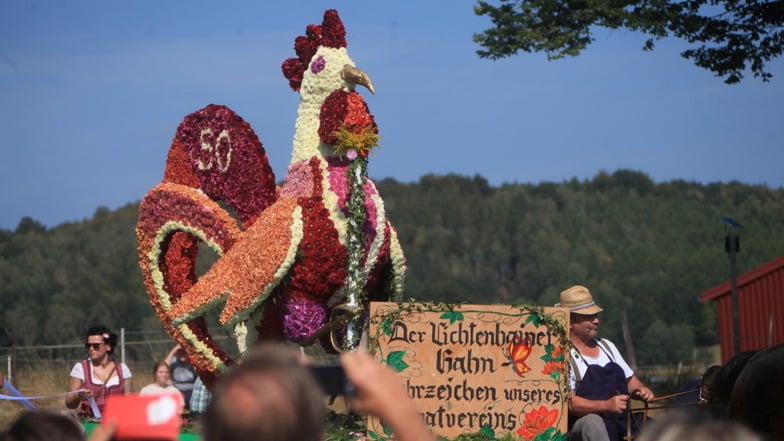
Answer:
[{"left": 65, "top": 325, "right": 133, "bottom": 418}]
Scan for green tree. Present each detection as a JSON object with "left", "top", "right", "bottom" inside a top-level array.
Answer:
[
  {"left": 473, "top": 0, "right": 784, "bottom": 83},
  {"left": 2, "top": 172, "right": 782, "bottom": 366},
  {"left": 639, "top": 320, "right": 695, "bottom": 365},
  {"left": 15, "top": 217, "right": 47, "bottom": 234}
]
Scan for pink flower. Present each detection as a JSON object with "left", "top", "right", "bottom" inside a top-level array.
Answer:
[
  {"left": 346, "top": 149, "right": 358, "bottom": 160},
  {"left": 310, "top": 55, "right": 326, "bottom": 73}
]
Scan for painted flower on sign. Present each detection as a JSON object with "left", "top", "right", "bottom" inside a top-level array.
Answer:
[
  {"left": 540, "top": 344, "right": 565, "bottom": 379},
  {"left": 542, "top": 361, "right": 565, "bottom": 377},
  {"left": 517, "top": 406, "right": 559, "bottom": 441}
]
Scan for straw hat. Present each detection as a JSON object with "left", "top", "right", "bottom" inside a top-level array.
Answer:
[{"left": 557, "top": 285, "right": 603, "bottom": 315}]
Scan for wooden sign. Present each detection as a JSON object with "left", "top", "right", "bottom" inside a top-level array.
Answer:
[{"left": 368, "top": 302, "right": 569, "bottom": 440}]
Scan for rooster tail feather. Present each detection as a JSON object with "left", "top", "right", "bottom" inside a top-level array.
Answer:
[{"left": 164, "top": 104, "right": 278, "bottom": 228}]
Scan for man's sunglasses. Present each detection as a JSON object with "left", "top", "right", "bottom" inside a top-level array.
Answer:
[
  {"left": 571, "top": 313, "right": 599, "bottom": 321},
  {"left": 85, "top": 343, "right": 105, "bottom": 350}
]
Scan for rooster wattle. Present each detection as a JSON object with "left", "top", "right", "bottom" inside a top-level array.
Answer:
[{"left": 136, "top": 10, "right": 405, "bottom": 386}]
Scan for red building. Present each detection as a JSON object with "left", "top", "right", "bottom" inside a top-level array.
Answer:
[{"left": 700, "top": 255, "right": 784, "bottom": 363}]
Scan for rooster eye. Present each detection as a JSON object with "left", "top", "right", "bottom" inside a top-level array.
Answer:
[{"left": 310, "top": 55, "right": 326, "bottom": 74}]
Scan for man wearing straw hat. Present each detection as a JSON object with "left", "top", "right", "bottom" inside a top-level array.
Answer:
[{"left": 558, "top": 285, "right": 655, "bottom": 441}]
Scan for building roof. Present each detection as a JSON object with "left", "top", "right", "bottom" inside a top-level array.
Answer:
[{"left": 700, "top": 255, "right": 784, "bottom": 302}]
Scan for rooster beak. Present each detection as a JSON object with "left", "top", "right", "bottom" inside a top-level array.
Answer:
[{"left": 341, "top": 64, "right": 375, "bottom": 95}]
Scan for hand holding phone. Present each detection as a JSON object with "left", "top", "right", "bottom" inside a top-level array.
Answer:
[{"left": 310, "top": 364, "right": 354, "bottom": 397}]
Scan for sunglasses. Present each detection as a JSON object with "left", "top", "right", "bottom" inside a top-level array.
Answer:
[
  {"left": 85, "top": 342, "right": 105, "bottom": 350},
  {"left": 572, "top": 313, "right": 599, "bottom": 321}
]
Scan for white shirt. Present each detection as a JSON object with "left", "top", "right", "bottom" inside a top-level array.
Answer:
[
  {"left": 139, "top": 383, "right": 185, "bottom": 411},
  {"left": 569, "top": 338, "right": 633, "bottom": 390},
  {"left": 70, "top": 361, "right": 132, "bottom": 387},
  {"left": 139, "top": 383, "right": 180, "bottom": 396}
]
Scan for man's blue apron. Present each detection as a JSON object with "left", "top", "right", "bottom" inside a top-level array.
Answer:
[
  {"left": 573, "top": 359, "right": 628, "bottom": 440},
  {"left": 569, "top": 340, "right": 634, "bottom": 441}
]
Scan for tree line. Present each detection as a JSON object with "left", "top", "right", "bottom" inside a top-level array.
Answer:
[{"left": 1, "top": 170, "right": 782, "bottom": 366}]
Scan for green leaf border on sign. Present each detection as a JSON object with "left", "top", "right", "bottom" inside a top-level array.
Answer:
[{"left": 367, "top": 300, "right": 572, "bottom": 417}]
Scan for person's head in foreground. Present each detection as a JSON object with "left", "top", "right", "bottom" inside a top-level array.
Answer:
[
  {"left": 203, "top": 343, "right": 326, "bottom": 441},
  {"left": 637, "top": 415, "right": 762, "bottom": 441},
  {"left": 1, "top": 410, "right": 84, "bottom": 441}
]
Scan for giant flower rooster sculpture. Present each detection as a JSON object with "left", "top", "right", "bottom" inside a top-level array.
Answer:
[{"left": 136, "top": 10, "right": 405, "bottom": 386}]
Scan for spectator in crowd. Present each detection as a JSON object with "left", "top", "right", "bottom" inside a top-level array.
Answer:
[
  {"left": 558, "top": 285, "right": 655, "bottom": 441},
  {"left": 139, "top": 360, "right": 184, "bottom": 411},
  {"left": 165, "top": 344, "right": 197, "bottom": 410},
  {"left": 1, "top": 409, "right": 84, "bottom": 441},
  {"left": 202, "top": 343, "right": 435, "bottom": 441},
  {"left": 189, "top": 376, "right": 213, "bottom": 414},
  {"left": 65, "top": 325, "right": 132, "bottom": 418}
]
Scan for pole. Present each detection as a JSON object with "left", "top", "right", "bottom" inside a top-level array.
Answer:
[
  {"left": 11, "top": 342, "right": 15, "bottom": 384},
  {"left": 621, "top": 308, "right": 637, "bottom": 371},
  {"left": 770, "top": 312, "right": 774, "bottom": 347},
  {"left": 121, "top": 327, "right": 126, "bottom": 365},
  {"left": 726, "top": 233, "right": 741, "bottom": 356}
]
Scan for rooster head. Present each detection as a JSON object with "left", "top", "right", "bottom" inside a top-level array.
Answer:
[
  {"left": 282, "top": 10, "right": 378, "bottom": 163},
  {"left": 282, "top": 10, "right": 374, "bottom": 98}
]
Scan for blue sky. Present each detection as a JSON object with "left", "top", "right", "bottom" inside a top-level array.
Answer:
[{"left": 1, "top": 1, "right": 782, "bottom": 230}]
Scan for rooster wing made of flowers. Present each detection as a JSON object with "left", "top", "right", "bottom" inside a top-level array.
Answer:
[{"left": 136, "top": 10, "right": 406, "bottom": 386}]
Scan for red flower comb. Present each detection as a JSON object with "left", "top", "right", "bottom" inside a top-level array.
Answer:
[{"left": 282, "top": 10, "right": 347, "bottom": 91}]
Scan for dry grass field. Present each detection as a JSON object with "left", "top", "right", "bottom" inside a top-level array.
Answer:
[
  {"left": 0, "top": 340, "right": 336, "bottom": 433},
  {"left": 1, "top": 360, "right": 149, "bottom": 430},
  {"left": 0, "top": 332, "right": 209, "bottom": 430}
]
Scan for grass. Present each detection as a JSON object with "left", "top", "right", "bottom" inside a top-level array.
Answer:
[{"left": 1, "top": 361, "right": 84, "bottom": 428}]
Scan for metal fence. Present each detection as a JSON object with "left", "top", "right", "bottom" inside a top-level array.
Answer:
[{"left": 0, "top": 328, "right": 237, "bottom": 383}]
